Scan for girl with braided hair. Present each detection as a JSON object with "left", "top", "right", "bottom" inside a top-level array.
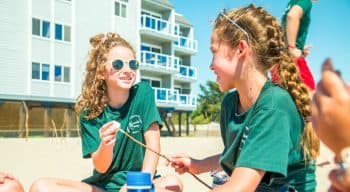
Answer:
[
  {"left": 30, "top": 32, "right": 182, "bottom": 192},
  {"left": 169, "top": 4, "right": 319, "bottom": 192}
]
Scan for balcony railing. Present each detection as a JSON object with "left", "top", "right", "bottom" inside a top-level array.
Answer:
[
  {"left": 153, "top": 87, "right": 197, "bottom": 108},
  {"left": 153, "top": 87, "right": 179, "bottom": 104},
  {"left": 141, "top": 14, "right": 172, "bottom": 35},
  {"left": 177, "top": 65, "right": 197, "bottom": 79},
  {"left": 140, "top": 51, "right": 178, "bottom": 71},
  {"left": 174, "top": 36, "right": 197, "bottom": 52},
  {"left": 179, "top": 94, "right": 197, "bottom": 107}
]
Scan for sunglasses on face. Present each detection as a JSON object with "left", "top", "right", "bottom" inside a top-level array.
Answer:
[{"left": 111, "top": 59, "right": 139, "bottom": 71}]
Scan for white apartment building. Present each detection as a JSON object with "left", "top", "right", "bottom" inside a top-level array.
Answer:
[{"left": 0, "top": 0, "right": 197, "bottom": 136}]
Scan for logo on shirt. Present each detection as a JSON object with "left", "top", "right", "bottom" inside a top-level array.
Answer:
[
  {"left": 238, "top": 126, "right": 250, "bottom": 151},
  {"left": 127, "top": 115, "right": 143, "bottom": 134}
]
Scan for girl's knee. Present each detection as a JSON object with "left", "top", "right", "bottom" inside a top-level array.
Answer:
[
  {"left": 30, "top": 178, "right": 51, "bottom": 192},
  {"left": 0, "top": 178, "right": 24, "bottom": 192}
]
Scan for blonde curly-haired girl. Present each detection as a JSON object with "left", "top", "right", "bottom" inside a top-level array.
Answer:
[{"left": 30, "top": 32, "right": 182, "bottom": 192}]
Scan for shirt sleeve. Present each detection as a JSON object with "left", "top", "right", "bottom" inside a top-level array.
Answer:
[
  {"left": 295, "top": 0, "right": 312, "bottom": 14},
  {"left": 80, "top": 116, "right": 101, "bottom": 158},
  {"left": 138, "top": 83, "right": 162, "bottom": 132},
  {"left": 235, "top": 108, "right": 291, "bottom": 177}
]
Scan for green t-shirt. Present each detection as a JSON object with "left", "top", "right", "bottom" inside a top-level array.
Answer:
[
  {"left": 282, "top": 0, "right": 312, "bottom": 50},
  {"left": 220, "top": 80, "right": 316, "bottom": 191},
  {"left": 80, "top": 82, "right": 162, "bottom": 192}
]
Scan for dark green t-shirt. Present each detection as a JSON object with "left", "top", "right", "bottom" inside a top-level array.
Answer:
[
  {"left": 282, "top": 0, "right": 312, "bottom": 50},
  {"left": 80, "top": 82, "right": 162, "bottom": 191},
  {"left": 220, "top": 80, "right": 316, "bottom": 191}
]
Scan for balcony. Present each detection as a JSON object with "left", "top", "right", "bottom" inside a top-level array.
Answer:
[
  {"left": 154, "top": 87, "right": 179, "bottom": 105},
  {"left": 140, "top": 14, "right": 177, "bottom": 41},
  {"left": 174, "top": 36, "right": 198, "bottom": 54},
  {"left": 179, "top": 94, "right": 197, "bottom": 108},
  {"left": 140, "top": 51, "right": 178, "bottom": 74},
  {"left": 153, "top": 87, "right": 197, "bottom": 110},
  {"left": 174, "top": 65, "right": 197, "bottom": 82}
]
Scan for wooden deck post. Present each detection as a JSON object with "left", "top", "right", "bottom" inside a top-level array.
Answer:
[
  {"left": 186, "top": 112, "right": 189, "bottom": 136},
  {"left": 178, "top": 111, "right": 182, "bottom": 136},
  {"left": 18, "top": 102, "right": 25, "bottom": 138}
]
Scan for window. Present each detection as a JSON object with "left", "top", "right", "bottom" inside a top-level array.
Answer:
[
  {"left": 54, "top": 65, "right": 70, "bottom": 82},
  {"left": 151, "top": 80, "right": 160, "bottom": 88},
  {"left": 64, "top": 25, "right": 71, "bottom": 41},
  {"left": 54, "top": 65, "right": 62, "bottom": 81},
  {"left": 42, "top": 20, "right": 50, "bottom": 38},
  {"left": 42, "top": 64, "right": 50, "bottom": 80},
  {"left": 32, "top": 18, "right": 51, "bottom": 38},
  {"left": 32, "top": 18, "right": 40, "bottom": 36},
  {"left": 141, "top": 78, "right": 161, "bottom": 88},
  {"left": 55, "top": 23, "right": 71, "bottom": 42},
  {"left": 32, "top": 62, "right": 50, "bottom": 81},
  {"left": 32, "top": 62, "right": 40, "bottom": 79},
  {"left": 141, "top": 11, "right": 163, "bottom": 31},
  {"left": 55, "top": 24, "right": 62, "bottom": 40},
  {"left": 63, "top": 67, "right": 70, "bottom": 82},
  {"left": 141, "top": 45, "right": 161, "bottom": 53},
  {"left": 174, "top": 24, "right": 179, "bottom": 35},
  {"left": 115, "top": 0, "right": 128, "bottom": 18}
]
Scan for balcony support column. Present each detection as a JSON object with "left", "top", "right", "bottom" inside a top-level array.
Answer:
[
  {"left": 186, "top": 112, "right": 190, "bottom": 136},
  {"left": 178, "top": 111, "right": 182, "bottom": 136}
]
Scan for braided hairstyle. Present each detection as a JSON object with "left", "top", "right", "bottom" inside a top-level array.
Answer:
[
  {"left": 75, "top": 32, "right": 136, "bottom": 119},
  {"left": 213, "top": 4, "right": 319, "bottom": 160}
]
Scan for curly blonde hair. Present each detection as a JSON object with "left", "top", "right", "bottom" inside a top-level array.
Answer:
[
  {"left": 75, "top": 32, "right": 135, "bottom": 119},
  {"left": 213, "top": 4, "right": 319, "bottom": 160}
]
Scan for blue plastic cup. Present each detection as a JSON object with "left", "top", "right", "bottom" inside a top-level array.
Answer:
[{"left": 126, "top": 171, "right": 153, "bottom": 192}]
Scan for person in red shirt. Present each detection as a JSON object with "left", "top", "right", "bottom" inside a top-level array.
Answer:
[{"left": 271, "top": 0, "right": 317, "bottom": 90}]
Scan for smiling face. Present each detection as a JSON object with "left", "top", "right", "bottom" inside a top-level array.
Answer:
[
  {"left": 104, "top": 46, "right": 137, "bottom": 91},
  {"left": 210, "top": 33, "right": 240, "bottom": 91}
]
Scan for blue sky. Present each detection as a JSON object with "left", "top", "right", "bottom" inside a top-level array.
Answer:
[{"left": 171, "top": 0, "right": 350, "bottom": 93}]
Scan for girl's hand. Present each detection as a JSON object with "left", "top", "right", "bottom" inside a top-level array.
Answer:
[
  {"left": 288, "top": 47, "right": 302, "bottom": 58},
  {"left": 312, "top": 71, "right": 350, "bottom": 156},
  {"left": 168, "top": 154, "right": 194, "bottom": 174},
  {"left": 303, "top": 45, "right": 312, "bottom": 57},
  {"left": 99, "top": 121, "right": 120, "bottom": 147}
]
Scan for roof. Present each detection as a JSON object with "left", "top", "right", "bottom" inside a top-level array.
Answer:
[
  {"left": 147, "top": 0, "right": 173, "bottom": 8},
  {"left": 175, "top": 14, "right": 192, "bottom": 27}
]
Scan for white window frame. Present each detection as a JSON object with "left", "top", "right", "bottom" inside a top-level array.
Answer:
[
  {"left": 141, "top": 77, "right": 162, "bottom": 88},
  {"left": 32, "top": 17, "right": 51, "bottom": 39},
  {"left": 115, "top": 0, "right": 128, "bottom": 18},
  {"left": 31, "top": 62, "right": 41, "bottom": 80},
  {"left": 141, "top": 43, "right": 162, "bottom": 53},
  {"left": 54, "top": 22, "right": 71, "bottom": 42},
  {"left": 54, "top": 65, "right": 70, "bottom": 83},
  {"left": 32, "top": 62, "right": 50, "bottom": 81}
]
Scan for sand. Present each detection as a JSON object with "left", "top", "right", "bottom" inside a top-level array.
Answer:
[{"left": 0, "top": 137, "right": 334, "bottom": 191}]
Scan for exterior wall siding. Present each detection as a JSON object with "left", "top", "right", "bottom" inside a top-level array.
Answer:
[
  {"left": 31, "top": 81, "right": 50, "bottom": 96},
  {"left": 0, "top": 0, "right": 29, "bottom": 95},
  {"left": 53, "top": 83, "right": 70, "bottom": 98},
  {"left": 55, "top": 0, "right": 71, "bottom": 23}
]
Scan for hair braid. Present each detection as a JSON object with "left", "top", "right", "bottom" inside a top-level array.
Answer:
[{"left": 214, "top": 4, "right": 319, "bottom": 160}]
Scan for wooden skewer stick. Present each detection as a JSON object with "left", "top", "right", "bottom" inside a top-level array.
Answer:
[{"left": 118, "top": 128, "right": 213, "bottom": 190}]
